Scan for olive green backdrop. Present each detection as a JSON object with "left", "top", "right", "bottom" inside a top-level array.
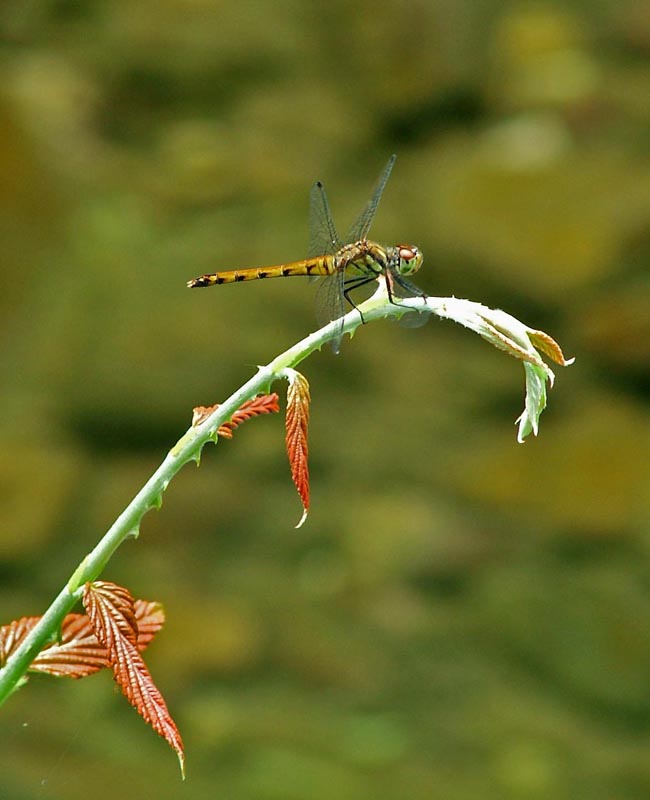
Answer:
[{"left": 1, "top": 1, "right": 649, "bottom": 798}]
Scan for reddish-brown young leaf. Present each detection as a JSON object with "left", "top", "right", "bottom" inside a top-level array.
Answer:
[
  {"left": 32, "top": 599, "right": 165, "bottom": 678},
  {"left": 192, "top": 393, "right": 280, "bottom": 435},
  {"left": 0, "top": 616, "right": 41, "bottom": 669},
  {"left": 30, "top": 614, "right": 110, "bottom": 677},
  {"left": 285, "top": 370, "right": 310, "bottom": 527},
  {"left": 528, "top": 329, "right": 574, "bottom": 366},
  {"left": 132, "top": 599, "right": 166, "bottom": 650},
  {"left": 0, "top": 600, "right": 165, "bottom": 678},
  {"left": 83, "top": 581, "right": 185, "bottom": 777}
]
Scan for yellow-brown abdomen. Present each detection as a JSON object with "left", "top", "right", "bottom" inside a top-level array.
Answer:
[{"left": 187, "top": 256, "right": 334, "bottom": 288}]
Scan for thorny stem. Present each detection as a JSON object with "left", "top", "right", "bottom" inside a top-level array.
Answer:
[
  {"left": 0, "top": 285, "right": 570, "bottom": 704},
  {"left": 0, "top": 295, "right": 379, "bottom": 704}
]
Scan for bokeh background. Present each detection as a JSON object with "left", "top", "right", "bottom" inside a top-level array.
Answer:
[{"left": 1, "top": 1, "right": 649, "bottom": 798}]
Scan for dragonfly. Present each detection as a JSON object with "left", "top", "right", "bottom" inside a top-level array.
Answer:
[{"left": 187, "top": 155, "right": 427, "bottom": 353}]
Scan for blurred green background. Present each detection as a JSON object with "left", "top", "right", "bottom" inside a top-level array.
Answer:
[{"left": 1, "top": 1, "right": 649, "bottom": 798}]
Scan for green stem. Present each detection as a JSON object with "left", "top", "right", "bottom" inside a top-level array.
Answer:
[
  {"left": 0, "top": 285, "right": 562, "bottom": 705},
  {"left": 0, "top": 295, "right": 393, "bottom": 705}
]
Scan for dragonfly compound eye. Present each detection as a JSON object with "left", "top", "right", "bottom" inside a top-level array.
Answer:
[{"left": 397, "top": 245, "right": 423, "bottom": 275}]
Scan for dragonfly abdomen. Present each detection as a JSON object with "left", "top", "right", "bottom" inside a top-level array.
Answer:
[{"left": 187, "top": 256, "right": 334, "bottom": 288}]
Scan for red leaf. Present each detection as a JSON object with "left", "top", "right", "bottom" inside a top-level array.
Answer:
[
  {"left": 192, "top": 393, "right": 280, "bottom": 435},
  {"left": 528, "top": 329, "right": 573, "bottom": 366},
  {"left": 0, "top": 616, "right": 41, "bottom": 668},
  {"left": 133, "top": 599, "right": 166, "bottom": 650},
  {"left": 30, "top": 614, "right": 110, "bottom": 677},
  {"left": 285, "top": 370, "right": 310, "bottom": 527},
  {"left": 83, "top": 582, "right": 185, "bottom": 777},
  {"left": 0, "top": 599, "right": 165, "bottom": 679}
]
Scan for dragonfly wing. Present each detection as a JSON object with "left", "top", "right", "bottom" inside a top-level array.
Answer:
[
  {"left": 309, "top": 174, "right": 346, "bottom": 352},
  {"left": 345, "top": 154, "right": 396, "bottom": 243},
  {"left": 308, "top": 179, "right": 341, "bottom": 259},
  {"left": 314, "top": 269, "right": 347, "bottom": 353},
  {"left": 396, "top": 309, "right": 430, "bottom": 329}
]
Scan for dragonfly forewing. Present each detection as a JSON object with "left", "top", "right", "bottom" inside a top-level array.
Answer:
[
  {"left": 307, "top": 156, "right": 397, "bottom": 352},
  {"left": 345, "top": 154, "right": 396, "bottom": 243},
  {"left": 307, "top": 173, "right": 350, "bottom": 352},
  {"left": 308, "top": 180, "right": 341, "bottom": 259}
]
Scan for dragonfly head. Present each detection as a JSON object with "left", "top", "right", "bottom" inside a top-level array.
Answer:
[{"left": 395, "top": 244, "right": 423, "bottom": 276}]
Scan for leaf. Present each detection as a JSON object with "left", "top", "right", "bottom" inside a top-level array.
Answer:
[
  {"left": 0, "top": 599, "right": 165, "bottom": 678},
  {"left": 429, "top": 298, "right": 573, "bottom": 441},
  {"left": 515, "top": 362, "right": 548, "bottom": 442},
  {"left": 0, "top": 616, "right": 42, "bottom": 669},
  {"left": 192, "top": 393, "right": 280, "bottom": 436},
  {"left": 284, "top": 369, "right": 310, "bottom": 527},
  {"left": 528, "top": 329, "right": 574, "bottom": 366},
  {"left": 30, "top": 614, "right": 110, "bottom": 677},
  {"left": 83, "top": 582, "right": 185, "bottom": 777},
  {"left": 132, "top": 600, "right": 166, "bottom": 650}
]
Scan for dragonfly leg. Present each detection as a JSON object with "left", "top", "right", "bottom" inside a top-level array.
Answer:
[
  {"left": 343, "top": 276, "right": 378, "bottom": 324},
  {"left": 386, "top": 272, "right": 428, "bottom": 306}
]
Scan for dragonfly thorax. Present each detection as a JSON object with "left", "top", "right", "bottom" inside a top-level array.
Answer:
[
  {"left": 391, "top": 244, "right": 423, "bottom": 276},
  {"left": 334, "top": 240, "right": 389, "bottom": 276}
]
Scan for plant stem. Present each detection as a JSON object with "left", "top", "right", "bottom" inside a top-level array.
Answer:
[
  {"left": 0, "top": 286, "right": 569, "bottom": 704},
  {"left": 0, "top": 300, "right": 374, "bottom": 705}
]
